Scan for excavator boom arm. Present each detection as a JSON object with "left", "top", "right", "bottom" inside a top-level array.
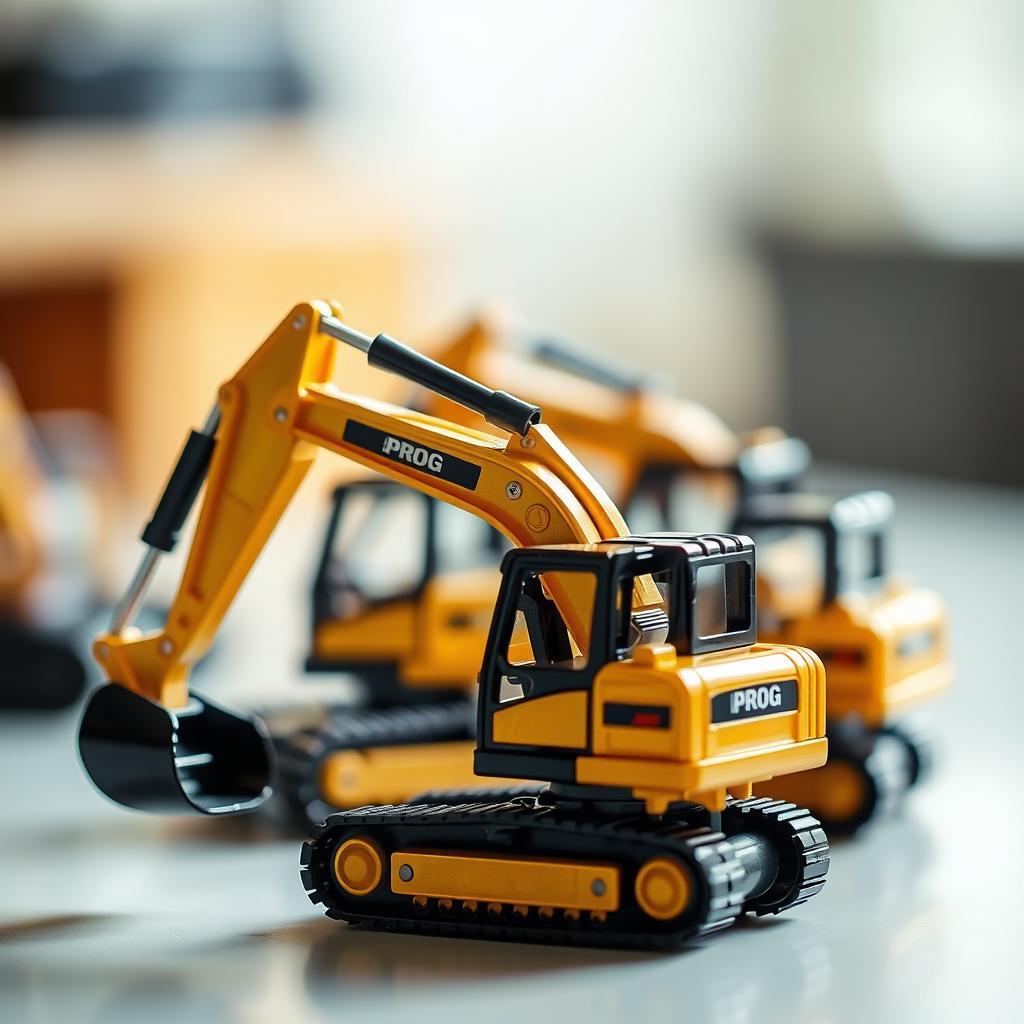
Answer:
[{"left": 93, "top": 301, "right": 641, "bottom": 709}]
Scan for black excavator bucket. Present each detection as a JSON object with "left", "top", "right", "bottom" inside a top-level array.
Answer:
[{"left": 78, "top": 683, "right": 275, "bottom": 815}]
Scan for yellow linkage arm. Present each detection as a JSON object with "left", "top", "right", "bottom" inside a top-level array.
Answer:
[{"left": 94, "top": 301, "right": 640, "bottom": 709}]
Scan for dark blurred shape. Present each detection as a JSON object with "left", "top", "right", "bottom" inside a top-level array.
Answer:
[
  {"left": 763, "top": 237, "right": 1024, "bottom": 487},
  {"left": 0, "top": 3, "right": 309, "bottom": 123}
]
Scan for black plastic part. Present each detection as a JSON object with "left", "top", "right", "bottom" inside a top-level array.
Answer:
[
  {"left": 0, "top": 618, "right": 86, "bottom": 709},
  {"left": 721, "top": 797, "right": 830, "bottom": 914},
  {"left": 733, "top": 490, "right": 892, "bottom": 606},
  {"left": 78, "top": 683, "right": 275, "bottom": 815},
  {"left": 528, "top": 338, "right": 662, "bottom": 395},
  {"left": 878, "top": 717, "right": 933, "bottom": 788},
  {"left": 140, "top": 429, "right": 217, "bottom": 552},
  {"left": 367, "top": 334, "right": 541, "bottom": 436}
]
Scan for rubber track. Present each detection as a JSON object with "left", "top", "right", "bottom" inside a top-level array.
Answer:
[
  {"left": 273, "top": 700, "right": 475, "bottom": 823},
  {"left": 722, "top": 796, "right": 830, "bottom": 914},
  {"left": 301, "top": 799, "right": 748, "bottom": 950}
]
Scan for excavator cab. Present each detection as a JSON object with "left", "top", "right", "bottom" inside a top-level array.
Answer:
[
  {"left": 475, "top": 534, "right": 809, "bottom": 793},
  {"left": 734, "top": 490, "right": 951, "bottom": 831},
  {"left": 625, "top": 433, "right": 810, "bottom": 537},
  {"left": 307, "top": 479, "right": 502, "bottom": 704}
]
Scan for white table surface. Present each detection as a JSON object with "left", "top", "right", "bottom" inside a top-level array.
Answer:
[{"left": 2, "top": 466, "right": 1022, "bottom": 1024}]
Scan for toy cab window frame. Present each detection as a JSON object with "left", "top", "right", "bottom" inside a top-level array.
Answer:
[
  {"left": 311, "top": 479, "right": 436, "bottom": 625},
  {"left": 616, "top": 536, "right": 757, "bottom": 656},
  {"left": 733, "top": 492, "right": 891, "bottom": 607}
]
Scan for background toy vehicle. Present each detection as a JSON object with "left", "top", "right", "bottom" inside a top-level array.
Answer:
[
  {"left": 0, "top": 364, "right": 97, "bottom": 708},
  {"left": 78, "top": 300, "right": 830, "bottom": 949},
  {"left": 413, "top": 313, "right": 952, "bottom": 832},
  {"left": 281, "top": 312, "right": 808, "bottom": 820},
  {"left": 733, "top": 490, "right": 950, "bottom": 831},
  {"left": 427, "top": 310, "right": 810, "bottom": 530},
  {"left": 279, "top": 480, "right": 501, "bottom": 821}
]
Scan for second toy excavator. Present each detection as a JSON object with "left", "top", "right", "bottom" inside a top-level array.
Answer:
[
  {"left": 282, "top": 312, "right": 808, "bottom": 820},
  {"left": 79, "top": 300, "right": 829, "bottom": 947},
  {"left": 289, "top": 311, "right": 949, "bottom": 834},
  {"left": 411, "top": 313, "right": 951, "bottom": 833}
]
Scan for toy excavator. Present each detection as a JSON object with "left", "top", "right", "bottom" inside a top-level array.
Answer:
[
  {"left": 0, "top": 365, "right": 87, "bottom": 709},
  {"left": 428, "top": 309, "right": 811, "bottom": 528},
  {"left": 79, "top": 300, "right": 829, "bottom": 947},
  {"left": 303, "top": 313, "right": 945, "bottom": 834},
  {"left": 433, "top": 320, "right": 949, "bottom": 832}
]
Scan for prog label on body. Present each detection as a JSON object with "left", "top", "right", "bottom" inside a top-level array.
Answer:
[{"left": 711, "top": 679, "right": 798, "bottom": 723}]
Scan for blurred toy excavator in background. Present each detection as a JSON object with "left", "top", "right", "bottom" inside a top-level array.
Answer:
[
  {"left": 0, "top": 364, "right": 107, "bottom": 709},
  {"left": 283, "top": 310, "right": 809, "bottom": 820},
  {"left": 78, "top": 300, "right": 830, "bottom": 947},
  {"left": 427, "top": 311, "right": 950, "bottom": 832},
  {"left": 426, "top": 307, "right": 811, "bottom": 530},
  {"left": 296, "top": 309, "right": 949, "bottom": 833}
]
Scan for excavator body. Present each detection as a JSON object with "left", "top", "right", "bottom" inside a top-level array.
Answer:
[
  {"left": 413, "top": 312, "right": 950, "bottom": 832},
  {"left": 306, "top": 480, "right": 498, "bottom": 699}
]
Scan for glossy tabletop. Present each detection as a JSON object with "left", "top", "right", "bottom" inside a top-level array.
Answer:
[{"left": 2, "top": 467, "right": 1021, "bottom": 1024}]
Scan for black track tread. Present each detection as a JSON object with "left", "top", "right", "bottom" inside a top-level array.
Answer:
[
  {"left": 273, "top": 700, "right": 475, "bottom": 823},
  {"left": 877, "top": 717, "right": 934, "bottom": 788},
  {"left": 301, "top": 799, "right": 748, "bottom": 949},
  {"left": 722, "top": 796, "right": 830, "bottom": 914}
]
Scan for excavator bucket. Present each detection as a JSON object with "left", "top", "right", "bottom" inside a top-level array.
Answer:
[{"left": 78, "top": 683, "right": 274, "bottom": 815}]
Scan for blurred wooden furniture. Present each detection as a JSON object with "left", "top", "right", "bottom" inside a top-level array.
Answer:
[{"left": 0, "top": 123, "right": 417, "bottom": 500}]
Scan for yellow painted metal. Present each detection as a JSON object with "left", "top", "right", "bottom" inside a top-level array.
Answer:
[
  {"left": 758, "top": 758, "right": 867, "bottom": 824},
  {"left": 319, "top": 740, "right": 487, "bottom": 808},
  {"left": 759, "top": 583, "right": 951, "bottom": 728},
  {"left": 579, "top": 641, "right": 828, "bottom": 811},
  {"left": 491, "top": 690, "right": 589, "bottom": 749},
  {"left": 426, "top": 310, "right": 740, "bottom": 504},
  {"left": 389, "top": 850, "right": 620, "bottom": 911}
]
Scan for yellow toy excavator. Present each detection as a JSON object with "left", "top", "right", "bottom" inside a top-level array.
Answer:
[
  {"left": 406, "top": 313, "right": 951, "bottom": 833},
  {"left": 0, "top": 364, "right": 87, "bottom": 709},
  {"left": 79, "top": 300, "right": 829, "bottom": 947},
  {"left": 427, "top": 309, "right": 810, "bottom": 528}
]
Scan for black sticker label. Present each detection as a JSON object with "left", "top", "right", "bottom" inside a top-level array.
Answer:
[
  {"left": 711, "top": 679, "right": 798, "bottom": 724},
  {"left": 603, "top": 702, "right": 671, "bottom": 729},
  {"left": 343, "top": 420, "right": 482, "bottom": 490}
]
